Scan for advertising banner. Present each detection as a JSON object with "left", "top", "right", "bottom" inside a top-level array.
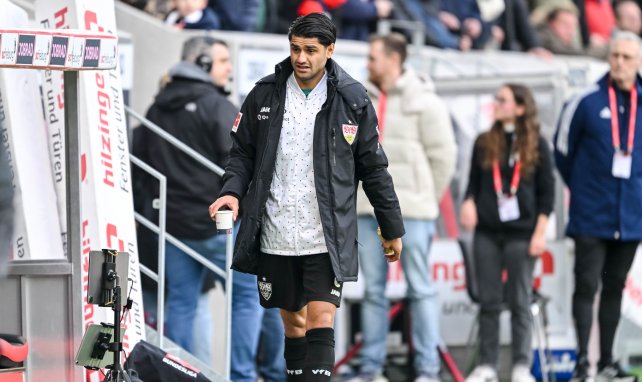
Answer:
[
  {"left": 37, "top": 6, "right": 70, "bottom": 253},
  {"left": 0, "top": 1, "right": 64, "bottom": 261},
  {"left": 35, "top": 1, "right": 145, "bottom": 380}
]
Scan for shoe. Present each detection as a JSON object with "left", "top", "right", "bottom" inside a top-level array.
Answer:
[
  {"left": 596, "top": 362, "right": 638, "bottom": 382},
  {"left": 571, "top": 357, "right": 590, "bottom": 382},
  {"left": 345, "top": 373, "right": 388, "bottom": 382},
  {"left": 415, "top": 373, "right": 441, "bottom": 382},
  {"left": 512, "top": 365, "right": 536, "bottom": 382},
  {"left": 466, "top": 365, "right": 499, "bottom": 382}
]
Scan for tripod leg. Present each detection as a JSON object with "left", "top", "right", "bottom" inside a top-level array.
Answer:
[{"left": 116, "top": 364, "right": 132, "bottom": 382}]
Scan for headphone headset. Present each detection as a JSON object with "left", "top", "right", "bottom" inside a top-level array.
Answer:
[{"left": 195, "top": 53, "right": 213, "bottom": 74}]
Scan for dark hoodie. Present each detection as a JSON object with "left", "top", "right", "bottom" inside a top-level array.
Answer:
[{"left": 133, "top": 62, "right": 236, "bottom": 239}]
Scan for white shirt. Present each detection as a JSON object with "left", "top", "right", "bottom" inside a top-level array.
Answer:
[{"left": 260, "top": 72, "right": 329, "bottom": 255}]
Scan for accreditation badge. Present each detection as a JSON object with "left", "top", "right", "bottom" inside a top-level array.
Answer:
[
  {"left": 498, "top": 195, "right": 520, "bottom": 222},
  {"left": 612, "top": 151, "right": 632, "bottom": 179}
]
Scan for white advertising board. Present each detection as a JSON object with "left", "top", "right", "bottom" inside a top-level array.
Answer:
[
  {"left": 35, "top": 1, "right": 145, "bottom": 380},
  {"left": 0, "top": 1, "right": 64, "bottom": 261}
]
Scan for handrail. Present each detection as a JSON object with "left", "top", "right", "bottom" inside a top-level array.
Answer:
[
  {"left": 129, "top": 153, "right": 168, "bottom": 347},
  {"left": 126, "top": 105, "right": 225, "bottom": 176},
  {"left": 134, "top": 212, "right": 227, "bottom": 280}
]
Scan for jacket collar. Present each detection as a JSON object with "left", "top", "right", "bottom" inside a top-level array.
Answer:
[
  {"left": 599, "top": 72, "right": 642, "bottom": 97},
  {"left": 169, "top": 61, "right": 229, "bottom": 95}
]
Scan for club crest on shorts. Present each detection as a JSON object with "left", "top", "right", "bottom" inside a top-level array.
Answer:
[
  {"left": 342, "top": 124, "right": 358, "bottom": 145},
  {"left": 258, "top": 277, "right": 272, "bottom": 300}
]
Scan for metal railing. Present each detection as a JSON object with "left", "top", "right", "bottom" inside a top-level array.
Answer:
[{"left": 126, "top": 105, "right": 233, "bottom": 379}]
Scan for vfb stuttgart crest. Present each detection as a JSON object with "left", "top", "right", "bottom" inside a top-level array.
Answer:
[
  {"left": 342, "top": 124, "right": 358, "bottom": 145},
  {"left": 259, "top": 278, "right": 272, "bottom": 301}
]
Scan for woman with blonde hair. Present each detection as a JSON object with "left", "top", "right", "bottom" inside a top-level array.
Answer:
[{"left": 460, "top": 83, "right": 555, "bottom": 382}]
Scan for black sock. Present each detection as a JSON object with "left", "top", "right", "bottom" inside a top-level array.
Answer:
[
  {"left": 304, "top": 328, "right": 335, "bottom": 382},
  {"left": 284, "top": 336, "right": 306, "bottom": 382}
]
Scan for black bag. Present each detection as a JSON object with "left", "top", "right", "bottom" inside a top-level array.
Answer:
[{"left": 124, "top": 340, "right": 212, "bottom": 382}]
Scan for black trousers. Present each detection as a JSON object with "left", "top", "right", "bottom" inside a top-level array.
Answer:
[
  {"left": 572, "top": 236, "right": 638, "bottom": 366},
  {"left": 474, "top": 231, "right": 536, "bottom": 367}
]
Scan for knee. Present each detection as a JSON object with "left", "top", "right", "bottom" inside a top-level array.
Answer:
[
  {"left": 601, "top": 274, "right": 627, "bottom": 296},
  {"left": 363, "top": 285, "right": 387, "bottom": 304},
  {"left": 479, "top": 301, "right": 503, "bottom": 316},
  {"left": 307, "top": 310, "right": 334, "bottom": 330},
  {"left": 574, "top": 273, "right": 599, "bottom": 298},
  {"left": 282, "top": 311, "right": 306, "bottom": 338}
]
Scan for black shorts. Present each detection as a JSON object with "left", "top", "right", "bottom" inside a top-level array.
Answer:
[{"left": 256, "top": 252, "right": 343, "bottom": 312}]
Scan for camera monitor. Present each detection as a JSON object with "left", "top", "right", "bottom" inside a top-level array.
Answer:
[{"left": 87, "top": 249, "right": 130, "bottom": 307}]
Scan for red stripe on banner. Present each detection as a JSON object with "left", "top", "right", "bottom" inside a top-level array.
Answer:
[
  {"left": 0, "top": 370, "right": 25, "bottom": 382},
  {"left": 439, "top": 188, "right": 459, "bottom": 239},
  {"left": 540, "top": 250, "right": 554, "bottom": 274},
  {"left": 376, "top": 91, "right": 387, "bottom": 142}
]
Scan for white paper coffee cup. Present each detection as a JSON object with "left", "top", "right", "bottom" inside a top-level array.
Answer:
[{"left": 215, "top": 210, "right": 234, "bottom": 230}]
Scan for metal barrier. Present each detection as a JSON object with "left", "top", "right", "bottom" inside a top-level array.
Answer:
[{"left": 126, "top": 105, "right": 234, "bottom": 379}]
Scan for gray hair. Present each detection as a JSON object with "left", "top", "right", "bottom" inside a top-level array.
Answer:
[
  {"left": 181, "top": 36, "right": 227, "bottom": 63},
  {"left": 609, "top": 30, "right": 642, "bottom": 57}
]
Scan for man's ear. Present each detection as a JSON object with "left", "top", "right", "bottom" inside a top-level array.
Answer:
[{"left": 326, "top": 43, "right": 335, "bottom": 59}]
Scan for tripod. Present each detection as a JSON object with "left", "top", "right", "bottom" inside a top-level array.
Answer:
[
  {"left": 77, "top": 250, "right": 133, "bottom": 379},
  {"left": 104, "top": 275, "right": 131, "bottom": 382}
]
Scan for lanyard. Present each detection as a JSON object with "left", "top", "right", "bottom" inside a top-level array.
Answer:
[
  {"left": 493, "top": 158, "right": 521, "bottom": 197},
  {"left": 376, "top": 91, "right": 387, "bottom": 143},
  {"left": 608, "top": 82, "right": 638, "bottom": 154}
]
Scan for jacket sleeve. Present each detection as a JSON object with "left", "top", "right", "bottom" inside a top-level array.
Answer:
[
  {"left": 219, "top": 88, "right": 258, "bottom": 200},
  {"left": 554, "top": 96, "right": 585, "bottom": 186},
  {"left": 464, "top": 136, "right": 482, "bottom": 201},
  {"left": 535, "top": 137, "right": 555, "bottom": 216},
  {"left": 355, "top": 101, "right": 405, "bottom": 240},
  {"left": 209, "top": 98, "right": 236, "bottom": 168},
  {"left": 419, "top": 95, "right": 457, "bottom": 201}
]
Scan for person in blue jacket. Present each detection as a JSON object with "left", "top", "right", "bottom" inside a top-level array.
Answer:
[{"left": 553, "top": 30, "right": 642, "bottom": 382}]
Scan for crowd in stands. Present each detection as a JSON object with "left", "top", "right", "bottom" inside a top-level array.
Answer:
[{"left": 120, "top": 0, "right": 642, "bottom": 60}]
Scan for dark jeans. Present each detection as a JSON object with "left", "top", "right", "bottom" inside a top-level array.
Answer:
[
  {"left": 572, "top": 236, "right": 638, "bottom": 366},
  {"left": 474, "top": 231, "right": 536, "bottom": 367}
]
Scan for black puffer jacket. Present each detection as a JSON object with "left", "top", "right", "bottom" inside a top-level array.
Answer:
[{"left": 220, "top": 57, "right": 405, "bottom": 282}]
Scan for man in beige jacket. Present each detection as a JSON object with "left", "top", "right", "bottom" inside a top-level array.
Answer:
[{"left": 350, "top": 33, "right": 457, "bottom": 382}]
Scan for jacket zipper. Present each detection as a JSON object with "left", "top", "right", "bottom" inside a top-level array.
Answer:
[
  {"left": 322, "top": 87, "right": 339, "bottom": 272},
  {"left": 255, "top": 96, "right": 280, "bottom": 236},
  {"left": 331, "top": 127, "right": 336, "bottom": 165}
]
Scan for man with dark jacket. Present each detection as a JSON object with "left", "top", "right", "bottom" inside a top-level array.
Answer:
[
  {"left": 209, "top": 13, "right": 405, "bottom": 382},
  {"left": 554, "top": 30, "right": 642, "bottom": 382},
  {"left": 133, "top": 36, "right": 267, "bottom": 375}
]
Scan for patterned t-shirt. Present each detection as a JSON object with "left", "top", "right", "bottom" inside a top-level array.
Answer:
[{"left": 260, "top": 72, "right": 329, "bottom": 255}]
